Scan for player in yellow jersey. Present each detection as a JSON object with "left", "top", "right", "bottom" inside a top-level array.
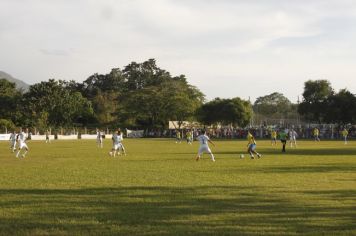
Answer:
[
  {"left": 186, "top": 130, "right": 193, "bottom": 145},
  {"left": 271, "top": 130, "right": 277, "bottom": 146},
  {"left": 341, "top": 128, "right": 348, "bottom": 145},
  {"left": 313, "top": 128, "right": 320, "bottom": 141},
  {"left": 247, "top": 131, "right": 253, "bottom": 143},
  {"left": 175, "top": 130, "right": 182, "bottom": 143},
  {"left": 247, "top": 131, "right": 261, "bottom": 159}
]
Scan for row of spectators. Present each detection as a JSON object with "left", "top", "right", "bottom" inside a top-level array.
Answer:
[
  {"left": 31, "top": 125, "right": 354, "bottom": 140},
  {"left": 145, "top": 125, "right": 356, "bottom": 140}
]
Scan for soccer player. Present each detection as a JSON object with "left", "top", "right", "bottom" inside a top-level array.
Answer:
[
  {"left": 342, "top": 128, "right": 349, "bottom": 145},
  {"left": 109, "top": 129, "right": 125, "bottom": 157},
  {"left": 9, "top": 130, "right": 17, "bottom": 152},
  {"left": 271, "top": 130, "right": 277, "bottom": 146},
  {"left": 96, "top": 128, "right": 103, "bottom": 148},
  {"left": 175, "top": 130, "right": 182, "bottom": 143},
  {"left": 195, "top": 130, "right": 216, "bottom": 162},
  {"left": 279, "top": 129, "right": 287, "bottom": 153},
  {"left": 16, "top": 128, "right": 29, "bottom": 158},
  {"left": 118, "top": 128, "right": 126, "bottom": 155},
  {"left": 186, "top": 130, "right": 193, "bottom": 145},
  {"left": 289, "top": 129, "right": 298, "bottom": 148},
  {"left": 45, "top": 130, "right": 51, "bottom": 143},
  {"left": 313, "top": 128, "right": 320, "bottom": 141},
  {"left": 247, "top": 131, "right": 261, "bottom": 159}
]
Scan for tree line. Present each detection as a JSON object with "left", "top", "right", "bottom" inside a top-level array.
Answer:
[
  {"left": 1, "top": 59, "right": 355, "bottom": 132},
  {"left": 298, "top": 80, "right": 356, "bottom": 125}
]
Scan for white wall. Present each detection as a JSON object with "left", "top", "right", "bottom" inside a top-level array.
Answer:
[
  {"left": 0, "top": 134, "right": 10, "bottom": 141},
  {"left": 31, "top": 135, "right": 55, "bottom": 141},
  {"left": 57, "top": 135, "right": 78, "bottom": 140},
  {"left": 80, "top": 134, "right": 113, "bottom": 139},
  {"left": 0, "top": 134, "right": 114, "bottom": 141},
  {"left": 80, "top": 135, "right": 96, "bottom": 140}
]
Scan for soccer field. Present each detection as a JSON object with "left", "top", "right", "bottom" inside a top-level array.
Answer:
[{"left": 0, "top": 139, "right": 355, "bottom": 235}]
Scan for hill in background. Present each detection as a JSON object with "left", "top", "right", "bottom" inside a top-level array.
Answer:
[{"left": 0, "top": 71, "right": 30, "bottom": 91}]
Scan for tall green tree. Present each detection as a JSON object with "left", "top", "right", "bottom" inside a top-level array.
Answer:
[
  {"left": 117, "top": 80, "right": 204, "bottom": 129},
  {"left": 91, "top": 91, "right": 120, "bottom": 126},
  {"left": 324, "top": 89, "right": 356, "bottom": 125},
  {"left": 0, "top": 118, "right": 16, "bottom": 133},
  {"left": 254, "top": 92, "right": 293, "bottom": 117},
  {"left": 0, "top": 79, "right": 22, "bottom": 124},
  {"left": 80, "top": 68, "right": 125, "bottom": 98},
  {"left": 120, "top": 86, "right": 162, "bottom": 128},
  {"left": 159, "top": 79, "right": 204, "bottom": 128},
  {"left": 298, "top": 80, "right": 333, "bottom": 123},
  {"left": 197, "top": 97, "right": 252, "bottom": 127},
  {"left": 70, "top": 59, "right": 207, "bottom": 129},
  {"left": 114, "top": 60, "right": 204, "bottom": 129},
  {"left": 122, "top": 59, "right": 171, "bottom": 91},
  {"left": 22, "top": 79, "right": 94, "bottom": 128}
]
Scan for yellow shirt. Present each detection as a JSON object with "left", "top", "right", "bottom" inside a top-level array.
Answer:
[
  {"left": 247, "top": 132, "right": 254, "bottom": 145},
  {"left": 342, "top": 129, "right": 348, "bottom": 137},
  {"left": 271, "top": 131, "right": 277, "bottom": 138},
  {"left": 313, "top": 128, "right": 319, "bottom": 136}
]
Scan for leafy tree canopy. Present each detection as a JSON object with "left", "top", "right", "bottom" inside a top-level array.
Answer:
[
  {"left": 324, "top": 89, "right": 356, "bottom": 125},
  {"left": 254, "top": 92, "right": 292, "bottom": 117},
  {"left": 0, "top": 79, "right": 22, "bottom": 123},
  {"left": 298, "top": 80, "right": 334, "bottom": 123},
  {"left": 22, "top": 79, "right": 94, "bottom": 128},
  {"left": 197, "top": 97, "right": 252, "bottom": 127}
]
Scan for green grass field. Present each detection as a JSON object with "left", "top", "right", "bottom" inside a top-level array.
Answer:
[{"left": 0, "top": 138, "right": 355, "bottom": 235}]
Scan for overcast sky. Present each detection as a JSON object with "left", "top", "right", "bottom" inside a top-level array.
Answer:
[{"left": 1, "top": 0, "right": 356, "bottom": 102}]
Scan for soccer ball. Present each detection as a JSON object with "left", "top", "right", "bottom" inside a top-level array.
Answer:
[{"left": 240, "top": 154, "right": 245, "bottom": 159}]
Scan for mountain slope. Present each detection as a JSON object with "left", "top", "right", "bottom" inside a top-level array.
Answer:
[{"left": 0, "top": 71, "right": 30, "bottom": 91}]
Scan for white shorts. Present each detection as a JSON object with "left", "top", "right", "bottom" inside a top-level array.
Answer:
[
  {"left": 19, "top": 142, "right": 28, "bottom": 149},
  {"left": 113, "top": 143, "right": 123, "bottom": 150},
  {"left": 97, "top": 138, "right": 103, "bottom": 143},
  {"left": 198, "top": 145, "right": 212, "bottom": 156}
]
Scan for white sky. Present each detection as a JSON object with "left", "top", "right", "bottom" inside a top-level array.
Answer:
[{"left": 1, "top": 0, "right": 356, "bottom": 102}]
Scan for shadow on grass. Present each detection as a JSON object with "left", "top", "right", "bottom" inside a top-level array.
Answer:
[
  {"left": 302, "top": 189, "right": 356, "bottom": 200},
  {"left": 257, "top": 163, "right": 356, "bottom": 173},
  {"left": 260, "top": 147, "right": 356, "bottom": 156},
  {"left": 215, "top": 147, "right": 356, "bottom": 156},
  {"left": 0, "top": 186, "right": 355, "bottom": 235}
]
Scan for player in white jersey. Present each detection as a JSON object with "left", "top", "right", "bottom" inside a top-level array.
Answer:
[
  {"left": 45, "top": 130, "right": 51, "bottom": 143},
  {"left": 118, "top": 128, "right": 126, "bottom": 155},
  {"left": 16, "top": 128, "right": 29, "bottom": 158},
  {"left": 9, "top": 130, "right": 17, "bottom": 152},
  {"left": 195, "top": 130, "right": 216, "bottom": 162},
  {"left": 289, "top": 129, "right": 298, "bottom": 148},
  {"left": 109, "top": 130, "right": 125, "bottom": 157},
  {"left": 96, "top": 129, "right": 103, "bottom": 148}
]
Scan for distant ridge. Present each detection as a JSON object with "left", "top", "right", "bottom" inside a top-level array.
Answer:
[{"left": 0, "top": 71, "right": 30, "bottom": 91}]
